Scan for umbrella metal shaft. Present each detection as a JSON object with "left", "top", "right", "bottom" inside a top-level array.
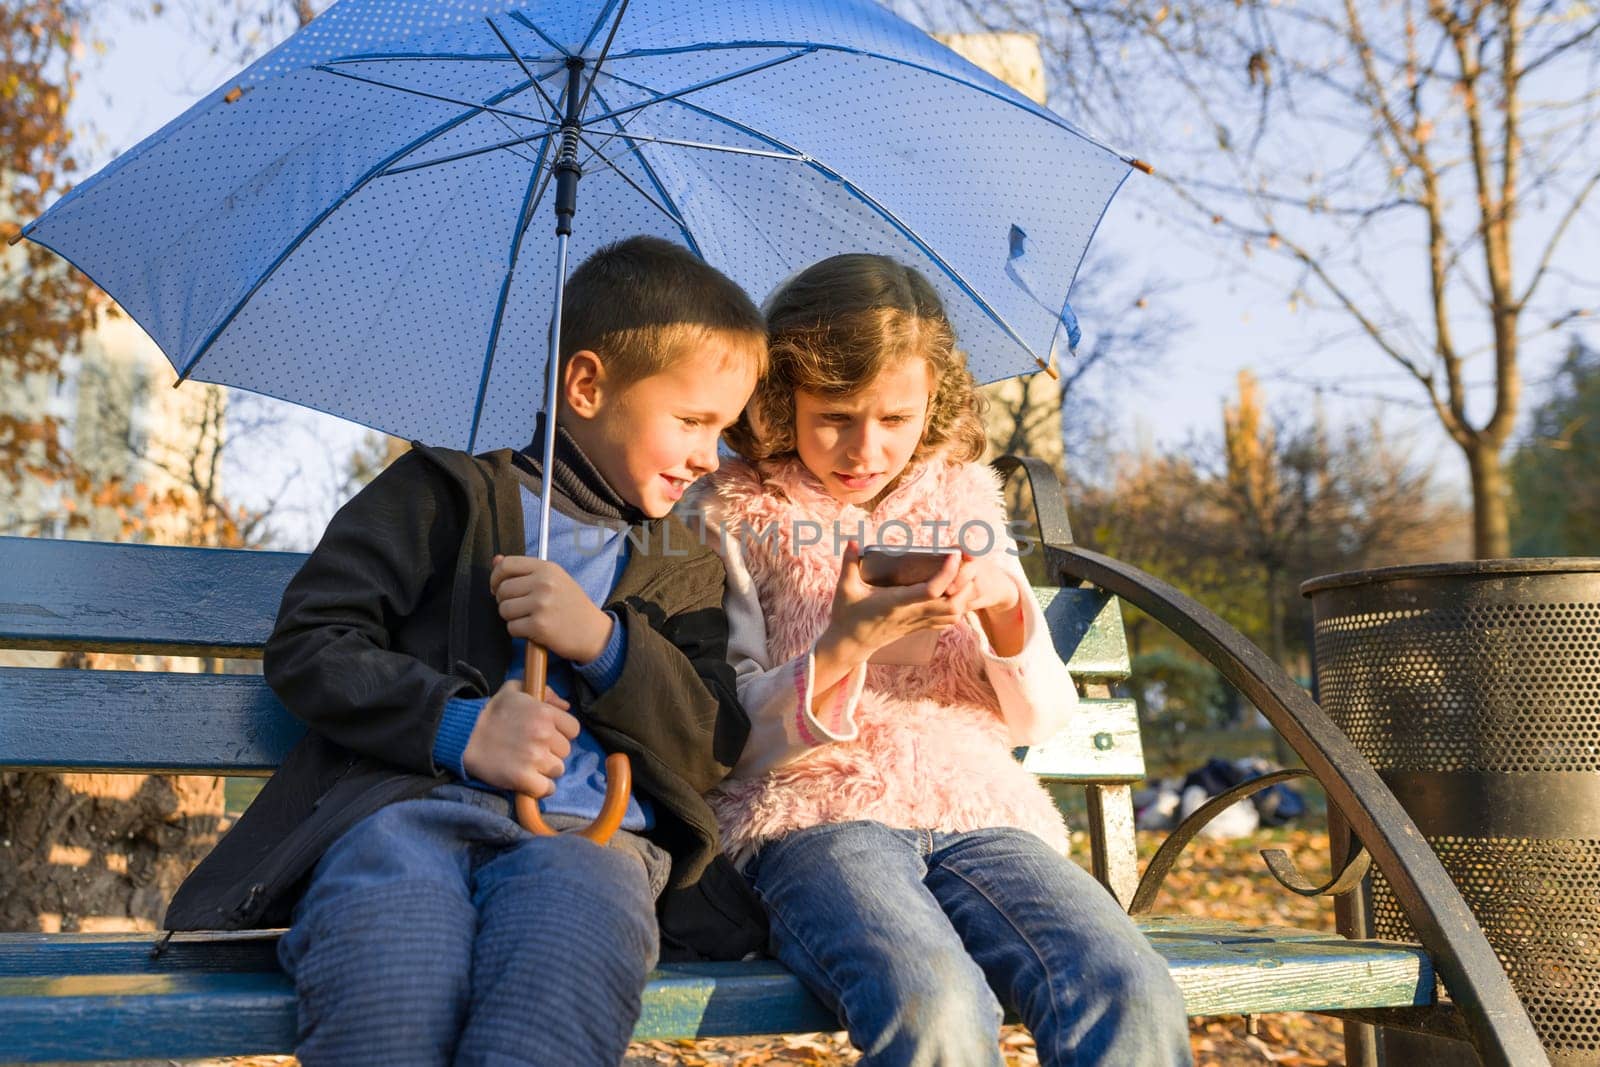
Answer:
[{"left": 517, "top": 58, "right": 633, "bottom": 846}]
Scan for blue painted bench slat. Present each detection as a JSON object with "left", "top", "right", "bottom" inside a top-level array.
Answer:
[
  {"left": 0, "top": 668, "right": 304, "bottom": 774},
  {"left": 0, "top": 917, "right": 1360, "bottom": 978},
  {"left": 0, "top": 663, "right": 1139, "bottom": 782},
  {"left": 0, "top": 923, "right": 1432, "bottom": 1063},
  {"left": 0, "top": 537, "right": 300, "bottom": 657},
  {"left": 0, "top": 535, "right": 1125, "bottom": 680}
]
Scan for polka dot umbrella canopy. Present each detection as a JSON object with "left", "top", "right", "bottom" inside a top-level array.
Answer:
[{"left": 19, "top": 0, "right": 1138, "bottom": 456}]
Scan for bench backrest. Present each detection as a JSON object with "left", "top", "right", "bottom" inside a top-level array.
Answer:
[{"left": 0, "top": 535, "right": 1143, "bottom": 783}]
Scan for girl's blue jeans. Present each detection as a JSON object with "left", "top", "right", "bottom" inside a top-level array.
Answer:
[
  {"left": 277, "top": 784, "right": 669, "bottom": 1067},
  {"left": 748, "top": 820, "right": 1193, "bottom": 1067}
]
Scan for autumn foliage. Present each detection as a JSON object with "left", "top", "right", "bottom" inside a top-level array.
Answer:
[{"left": 0, "top": 0, "right": 100, "bottom": 499}]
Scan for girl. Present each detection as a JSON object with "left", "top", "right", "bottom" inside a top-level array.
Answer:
[{"left": 692, "top": 255, "right": 1191, "bottom": 1066}]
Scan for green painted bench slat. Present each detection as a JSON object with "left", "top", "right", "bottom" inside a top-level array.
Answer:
[
  {"left": 1021, "top": 698, "right": 1144, "bottom": 782},
  {"left": 0, "top": 668, "right": 302, "bottom": 774},
  {"left": 1034, "top": 586, "right": 1130, "bottom": 681},
  {"left": 1163, "top": 937, "right": 1431, "bottom": 1016},
  {"left": 0, "top": 924, "right": 1432, "bottom": 1062},
  {"left": 0, "top": 536, "right": 302, "bottom": 658}
]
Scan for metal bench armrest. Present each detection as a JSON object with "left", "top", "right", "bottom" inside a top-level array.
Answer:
[
  {"left": 1042, "top": 540, "right": 1543, "bottom": 1067},
  {"left": 991, "top": 454, "right": 1544, "bottom": 1066}
]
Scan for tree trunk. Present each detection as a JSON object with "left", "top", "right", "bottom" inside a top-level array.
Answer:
[
  {"left": 1466, "top": 440, "right": 1513, "bottom": 559},
  {"left": 1264, "top": 567, "right": 1299, "bottom": 767},
  {"left": 0, "top": 772, "right": 224, "bottom": 932},
  {"left": 0, "top": 652, "right": 226, "bottom": 934}
]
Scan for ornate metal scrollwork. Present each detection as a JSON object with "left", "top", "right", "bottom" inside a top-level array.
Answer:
[
  {"left": 1128, "top": 768, "right": 1368, "bottom": 914},
  {"left": 1262, "top": 832, "right": 1370, "bottom": 898}
]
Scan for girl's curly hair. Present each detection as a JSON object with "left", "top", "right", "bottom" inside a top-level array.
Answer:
[{"left": 725, "top": 254, "right": 987, "bottom": 464}]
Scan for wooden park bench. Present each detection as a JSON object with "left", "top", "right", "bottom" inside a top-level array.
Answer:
[{"left": 0, "top": 458, "right": 1546, "bottom": 1065}]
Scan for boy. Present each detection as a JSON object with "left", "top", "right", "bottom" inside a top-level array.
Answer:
[{"left": 165, "top": 236, "right": 768, "bottom": 1066}]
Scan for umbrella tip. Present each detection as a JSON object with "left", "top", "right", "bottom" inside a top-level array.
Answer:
[
  {"left": 1128, "top": 158, "right": 1154, "bottom": 175},
  {"left": 224, "top": 86, "right": 244, "bottom": 104},
  {"left": 1035, "top": 355, "right": 1060, "bottom": 381},
  {"left": 6, "top": 228, "right": 24, "bottom": 247}
]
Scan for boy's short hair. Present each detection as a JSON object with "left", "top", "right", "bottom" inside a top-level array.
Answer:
[{"left": 561, "top": 236, "right": 767, "bottom": 384}]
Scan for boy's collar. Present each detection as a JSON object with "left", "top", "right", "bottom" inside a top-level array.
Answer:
[{"left": 516, "top": 413, "right": 646, "bottom": 525}]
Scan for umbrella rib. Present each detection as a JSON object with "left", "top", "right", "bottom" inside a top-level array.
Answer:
[
  {"left": 586, "top": 84, "right": 702, "bottom": 257},
  {"left": 484, "top": 16, "right": 564, "bottom": 122},
  {"left": 177, "top": 79, "right": 543, "bottom": 383},
  {"left": 604, "top": 70, "right": 1044, "bottom": 363},
  {"left": 316, "top": 65, "right": 551, "bottom": 127},
  {"left": 520, "top": 147, "right": 560, "bottom": 244},
  {"left": 584, "top": 49, "right": 815, "bottom": 128},
  {"left": 578, "top": 0, "right": 624, "bottom": 56},
  {"left": 381, "top": 131, "right": 557, "bottom": 177},
  {"left": 468, "top": 135, "right": 554, "bottom": 452},
  {"left": 579, "top": 127, "right": 805, "bottom": 162},
  {"left": 574, "top": 133, "right": 687, "bottom": 233},
  {"left": 508, "top": 11, "right": 573, "bottom": 58},
  {"left": 601, "top": 40, "right": 1128, "bottom": 159},
  {"left": 574, "top": 0, "right": 630, "bottom": 120},
  {"left": 324, "top": 51, "right": 563, "bottom": 65}
]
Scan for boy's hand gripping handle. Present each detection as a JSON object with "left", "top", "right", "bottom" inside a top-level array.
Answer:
[{"left": 513, "top": 643, "right": 633, "bottom": 845}]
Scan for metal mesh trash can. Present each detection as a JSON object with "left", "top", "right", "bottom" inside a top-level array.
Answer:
[{"left": 1304, "top": 559, "right": 1600, "bottom": 1066}]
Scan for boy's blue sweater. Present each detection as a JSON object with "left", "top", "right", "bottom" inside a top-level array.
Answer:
[{"left": 431, "top": 483, "right": 654, "bottom": 829}]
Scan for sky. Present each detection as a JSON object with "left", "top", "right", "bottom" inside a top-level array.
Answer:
[{"left": 62, "top": 3, "right": 1593, "bottom": 548}]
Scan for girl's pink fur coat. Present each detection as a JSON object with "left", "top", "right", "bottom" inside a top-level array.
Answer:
[{"left": 698, "top": 456, "right": 1072, "bottom": 863}]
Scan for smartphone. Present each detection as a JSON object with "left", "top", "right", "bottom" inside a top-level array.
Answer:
[
  {"left": 859, "top": 545, "right": 959, "bottom": 587},
  {"left": 858, "top": 546, "right": 959, "bottom": 666}
]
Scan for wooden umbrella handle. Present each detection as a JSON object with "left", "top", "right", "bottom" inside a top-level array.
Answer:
[{"left": 513, "top": 642, "right": 632, "bottom": 846}]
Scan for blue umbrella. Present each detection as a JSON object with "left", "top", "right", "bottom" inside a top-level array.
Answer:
[
  {"left": 18, "top": 0, "right": 1138, "bottom": 455},
  {"left": 16, "top": 0, "right": 1140, "bottom": 836}
]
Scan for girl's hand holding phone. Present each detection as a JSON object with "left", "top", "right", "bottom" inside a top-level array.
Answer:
[
  {"left": 942, "top": 554, "right": 1021, "bottom": 616},
  {"left": 942, "top": 553, "right": 1026, "bottom": 656},
  {"left": 810, "top": 542, "right": 961, "bottom": 697}
]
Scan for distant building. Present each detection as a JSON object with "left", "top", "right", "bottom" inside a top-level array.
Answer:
[{"left": 1, "top": 305, "right": 227, "bottom": 545}]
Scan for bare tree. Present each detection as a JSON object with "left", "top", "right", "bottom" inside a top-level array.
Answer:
[
  {"left": 945, "top": 0, "right": 1600, "bottom": 558},
  {"left": 1074, "top": 369, "right": 1466, "bottom": 673},
  {"left": 1215, "top": 369, "right": 1463, "bottom": 671}
]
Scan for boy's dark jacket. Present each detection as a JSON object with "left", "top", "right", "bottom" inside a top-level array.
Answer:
[{"left": 165, "top": 430, "right": 767, "bottom": 961}]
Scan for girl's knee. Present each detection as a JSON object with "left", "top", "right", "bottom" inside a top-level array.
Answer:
[
  {"left": 855, "top": 976, "right": 1003, "bottom": 1066},
  {"left": 849, "top": 943, "right": 1002, "bottom": 1053},
  {"left": 1092, "top": 943, "right": 1188, "bottom": 1032},
  {"left": 897, "top": 971, "right": 1002, "bottom": 1035}
]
